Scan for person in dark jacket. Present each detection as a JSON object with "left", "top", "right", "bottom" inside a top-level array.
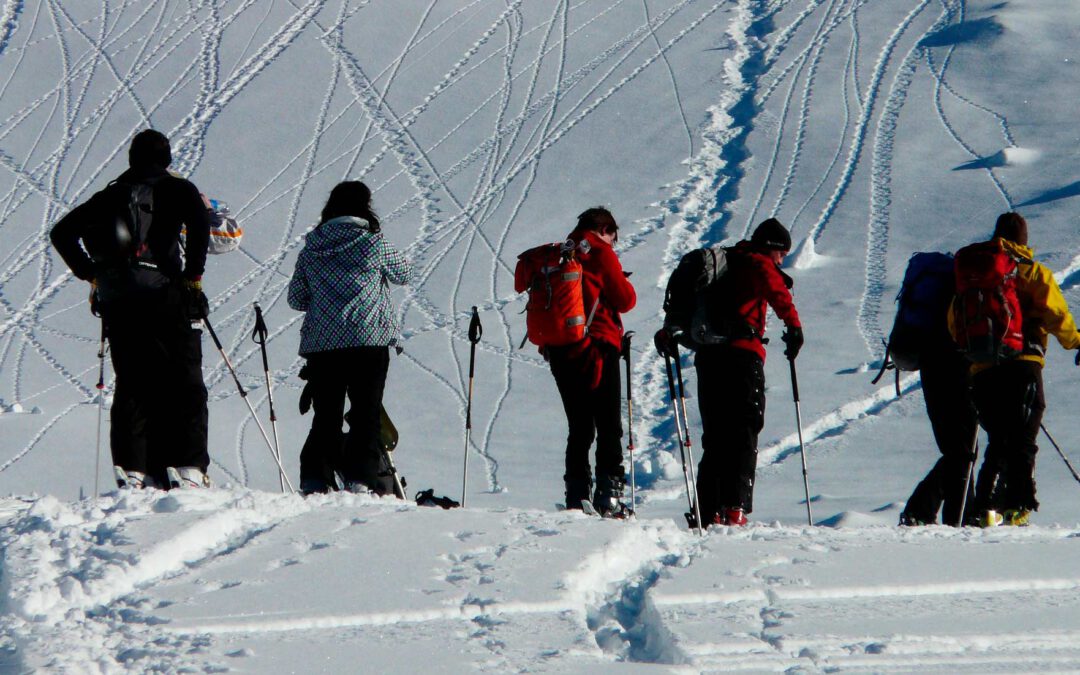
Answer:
[
  {"left": 287, "top": 181, "right": 412, "bottom": 496},
  {"left": 545, "top": 207, "right": 636, "bottom": 515},
  {"left": 50, "top": 129, "right": 212, "bottom": 489},
  {"left": 898, "top": 347, "right": 978, "bottom": 526},
  {"left": 656, "top": 218, "right": 802, "bottom": 527}
]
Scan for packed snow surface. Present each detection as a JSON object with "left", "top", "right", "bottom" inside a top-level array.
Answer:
[{"left": 3, "top": 0, "right": 1080, "bottom": 672}]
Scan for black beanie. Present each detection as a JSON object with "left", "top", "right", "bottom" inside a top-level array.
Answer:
[
  {"left": 750, "top": 217, "right": 791, "bottom": 251},
  {"left": 128, "top": 129, "right": 172, "bottom": 169},
  {"left": 993, "top": 212, "right": 1028, "bottom": 247}
]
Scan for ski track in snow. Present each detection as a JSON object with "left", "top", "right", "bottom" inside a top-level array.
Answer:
[{"left": 4, "top": 491, "right": 1080, "bottom": 671}]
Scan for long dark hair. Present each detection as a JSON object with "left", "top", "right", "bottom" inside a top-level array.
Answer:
[{"left": 320, "top": 181, "right": 380, "bottom": 232}]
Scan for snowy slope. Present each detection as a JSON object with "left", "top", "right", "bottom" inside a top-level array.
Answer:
[{"left": 3, "top": 0, "right": 1080, "bottom": 672}]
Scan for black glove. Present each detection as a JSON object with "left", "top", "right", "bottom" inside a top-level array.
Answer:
[
  {"left": 182, "top": 279, "right": 209, "bottom": 320},
  {"left": 782, "top": 326, "right": 803, "bottom": 361},
  {"left": 654, "top": 329, "right": 673, "bottom": 358}
]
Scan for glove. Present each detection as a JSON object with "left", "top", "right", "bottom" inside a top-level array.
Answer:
[
  {"left": 782, "top": 326, "right": 803, "bottom": 361},
  {"left": 1075, "top": 348, "right": 1080, "bottom": 366},
  {"left": 89, "top": 279, "right": 101, "bottom": 317},
  {"left": 182, "top": 278, "right": 209, "bottom": 320},
  {"left": 654, "top": 329, "right": 673, "bottom": 358}
]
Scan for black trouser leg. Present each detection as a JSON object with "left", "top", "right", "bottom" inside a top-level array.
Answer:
[
  {"left": 904, "top": 351, "right": 977, "bottom": 525},
  {"left": 972, "top": 360, "right": 1044, "bottom": 513},
  {"left": 340, "top": 347, "right": 390, "bottom": 490},
  {"left": 159, "top": 306, "right": 209, "bottom": 471},
  {"left": 695, "top": 348, "right": 765, "bottom": 516},
  {"left": 299, "top": 351, "right": 349, "bottom": 486}
]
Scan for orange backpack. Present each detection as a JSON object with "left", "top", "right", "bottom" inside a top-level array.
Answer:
[{"left": 514, "top": 240, "right": 590, "bottom": 348}]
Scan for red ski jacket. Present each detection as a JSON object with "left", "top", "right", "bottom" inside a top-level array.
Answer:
[
  {"left": 724, "top": 241, "right": 801, "bottom": 361},
  {"left": 570, "top": 230, "right": 636, "bottom": 351}
]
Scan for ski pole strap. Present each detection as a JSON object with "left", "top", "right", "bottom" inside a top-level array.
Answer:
[
  {"left": 584, "top": 297, "right": 601, "bottom": 331},
  {"left": 870, "top": 338, "right": 894, "bottom": 386}
]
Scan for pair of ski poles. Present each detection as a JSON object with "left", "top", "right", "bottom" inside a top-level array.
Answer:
[
  {"left": 661, "top": 337, "right": 813, "bottom": 533},
  {"left": 205, "top": 304, "right": 294, "bottom": 492}
]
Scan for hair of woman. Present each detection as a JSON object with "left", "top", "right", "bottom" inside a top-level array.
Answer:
[{"left": 320, "top": 181, "right": 381, "bottom": 232}]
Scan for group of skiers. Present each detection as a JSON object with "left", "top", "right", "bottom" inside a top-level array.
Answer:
[{"left": 48, "top": 130, "right": 1080, "bottom": 531}]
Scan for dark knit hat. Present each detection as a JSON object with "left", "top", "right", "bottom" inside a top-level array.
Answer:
[
  {"left": 993, "top": 212, "right": 1028, "bottom": 246},
  {"left": 750, "top": 217, "right": 791, "bottom": 251},
  {"left": 128, "top": 129, "right": 172, "bottom": 169}
]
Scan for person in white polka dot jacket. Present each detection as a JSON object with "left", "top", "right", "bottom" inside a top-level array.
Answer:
[{"left": 288, "top": 181, "right": 412, "bottom": 495}]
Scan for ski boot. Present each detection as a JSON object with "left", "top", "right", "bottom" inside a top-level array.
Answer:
[
  {"left": 1002, "top": 508, "right": 1032, "bottom": 526},
  {"left": 115, "top": 466, "right": 157, "bottom": 489},
  {"left": 563, "top": 474, "right": 593, "bottom": 512},
  {"left": 978, "top": 509, "right": 1004, "bottom": 528},
  {"left": 724, "top": 507, "right": 748, "bottom": 527},
  {"left": 166, "top": 466, "right": 211, "bottom": 489},
  {"left": 593, "top": 475, "right": 631, "bottom": 519},
  {"left": 899, "top": 512, "right": 933, "bottom": 527}
]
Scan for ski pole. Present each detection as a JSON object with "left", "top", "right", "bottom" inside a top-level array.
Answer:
[
  {"left": 671, "top": 343, "right": 703, "bottom": 535},
  {"left": 1041, "top": 423, "right": 1080, "bottom": 486},
  {"left": 621, "top": 331, "right": 636, "bottom": 514},
  {"left": 94, "top": 319, "right": 107, "bottom": 498},
  {"left": 788, "top": 357, "right": 813, "bottom": 526},
  {"left": 203, "top": 317, "right": 295, "bottom": 492},
  {"left": 664, "top": 350, "right": 702, "bottom": 536},
  {"left": 251, "top": 303, "right": 285, "bottom": 493},
  {"left": 461, "top": 307, "right": 482, "bottom": 507},
  {"left": 958, "top": 423, "right": 980, "bottom": 526}
]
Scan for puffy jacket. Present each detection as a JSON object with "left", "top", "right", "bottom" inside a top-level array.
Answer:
[
  {"left": 949, "top": 237, "right": 1080, "bottom": 371},
  {"left": 569, "top": 229, "right": 636, "bottom": 350},
  {"left": 721, "top": 240, "right": 801, "bottom": 361},
  {"left": 288, "top": 217, "right": 411, "bottom": 355}
]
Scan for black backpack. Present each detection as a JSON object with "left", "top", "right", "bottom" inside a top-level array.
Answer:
[
  {"left": 663, "top": 246, "right": 748, "bottom": 350},
  {"left": 873, "top": 252, "right": 956, "bottom": 392},
  {"left": 88, "top": 177, "right": 172, "bottom": 304}
]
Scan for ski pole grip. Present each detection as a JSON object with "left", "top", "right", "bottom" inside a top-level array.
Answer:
[
  {"left": 203, "top": 317, "right": 224, "bottom": 350},
  {"left": 789, "top": 358, "right": 800, "bottom": 403},
  {"left": 253, "top": 303, "right": 268, "bottom": 341},
  {"left": 468, "top": 306, "right": 482, "bottom": 344},
  {"left": 253, "top": 303, "right": 270, "bottom": 371}
]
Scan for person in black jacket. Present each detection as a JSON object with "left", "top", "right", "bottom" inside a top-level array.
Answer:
[{"left": 51, "top": 129, "right": 212, "bottom": 489}]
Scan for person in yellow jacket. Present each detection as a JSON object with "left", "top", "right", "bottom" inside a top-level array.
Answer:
[{"left": 950, "top": 212, "right": 1080, "bottom": 526}]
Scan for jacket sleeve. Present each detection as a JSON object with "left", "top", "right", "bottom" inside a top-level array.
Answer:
[
  {"left": 287, "top": 253, "right": 311, "bottom": 312},
  {"left": 595, "top": 245, "right": 636, "bottom": 313},
  {"left": 178, "top": 180, "right": 211, "bottom": 280},
  {"left": 760, "top": 260, "right": 801, "bottom": 328},
  {"left": 381, "top": 239, "right": 412, "bottom": 286},
  {"left": 1025, "top": 261, "right": 1080, "bottom": 350},
  {"left": 49, "top": 199, "right": 100, "bottom": 281}
]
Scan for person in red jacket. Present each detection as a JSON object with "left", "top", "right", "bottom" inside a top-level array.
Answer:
[
  {"left": 657, "top": 218, "right": 803, "bottom": 527},
  {"left": 546, "top": 207, "right": 637, "bottom": 515}
]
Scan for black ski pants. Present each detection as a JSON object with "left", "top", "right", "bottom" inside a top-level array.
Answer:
[
  {"left": 105, "top": 289, "right": 209, "bottom": 479},
  {"left": 548, "top": 342, "right": 624, "bottom": 502},
  {"left": 903, "top": 350, "right": 978, "bottom": 525},
  {"left": 971, "top": 359, "right": 1044, "bottom": 514},
  {"left": 299, "top": 346, "right": 389, "bottom": 489},
  {"left": 694, "top": 346, "right": 765, "bottom": 516}
]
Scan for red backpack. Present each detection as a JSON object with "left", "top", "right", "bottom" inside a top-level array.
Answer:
[
  {"left": 951, "top": 239, "right": 1024, "bottom": 363},
  {"left": 514, "top": 240, "right": 590, "bottom": 348}
]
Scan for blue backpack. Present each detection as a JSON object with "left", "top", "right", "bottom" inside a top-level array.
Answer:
[{"left": 886, "top": 252, "right": 956, "bottom": 371}]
